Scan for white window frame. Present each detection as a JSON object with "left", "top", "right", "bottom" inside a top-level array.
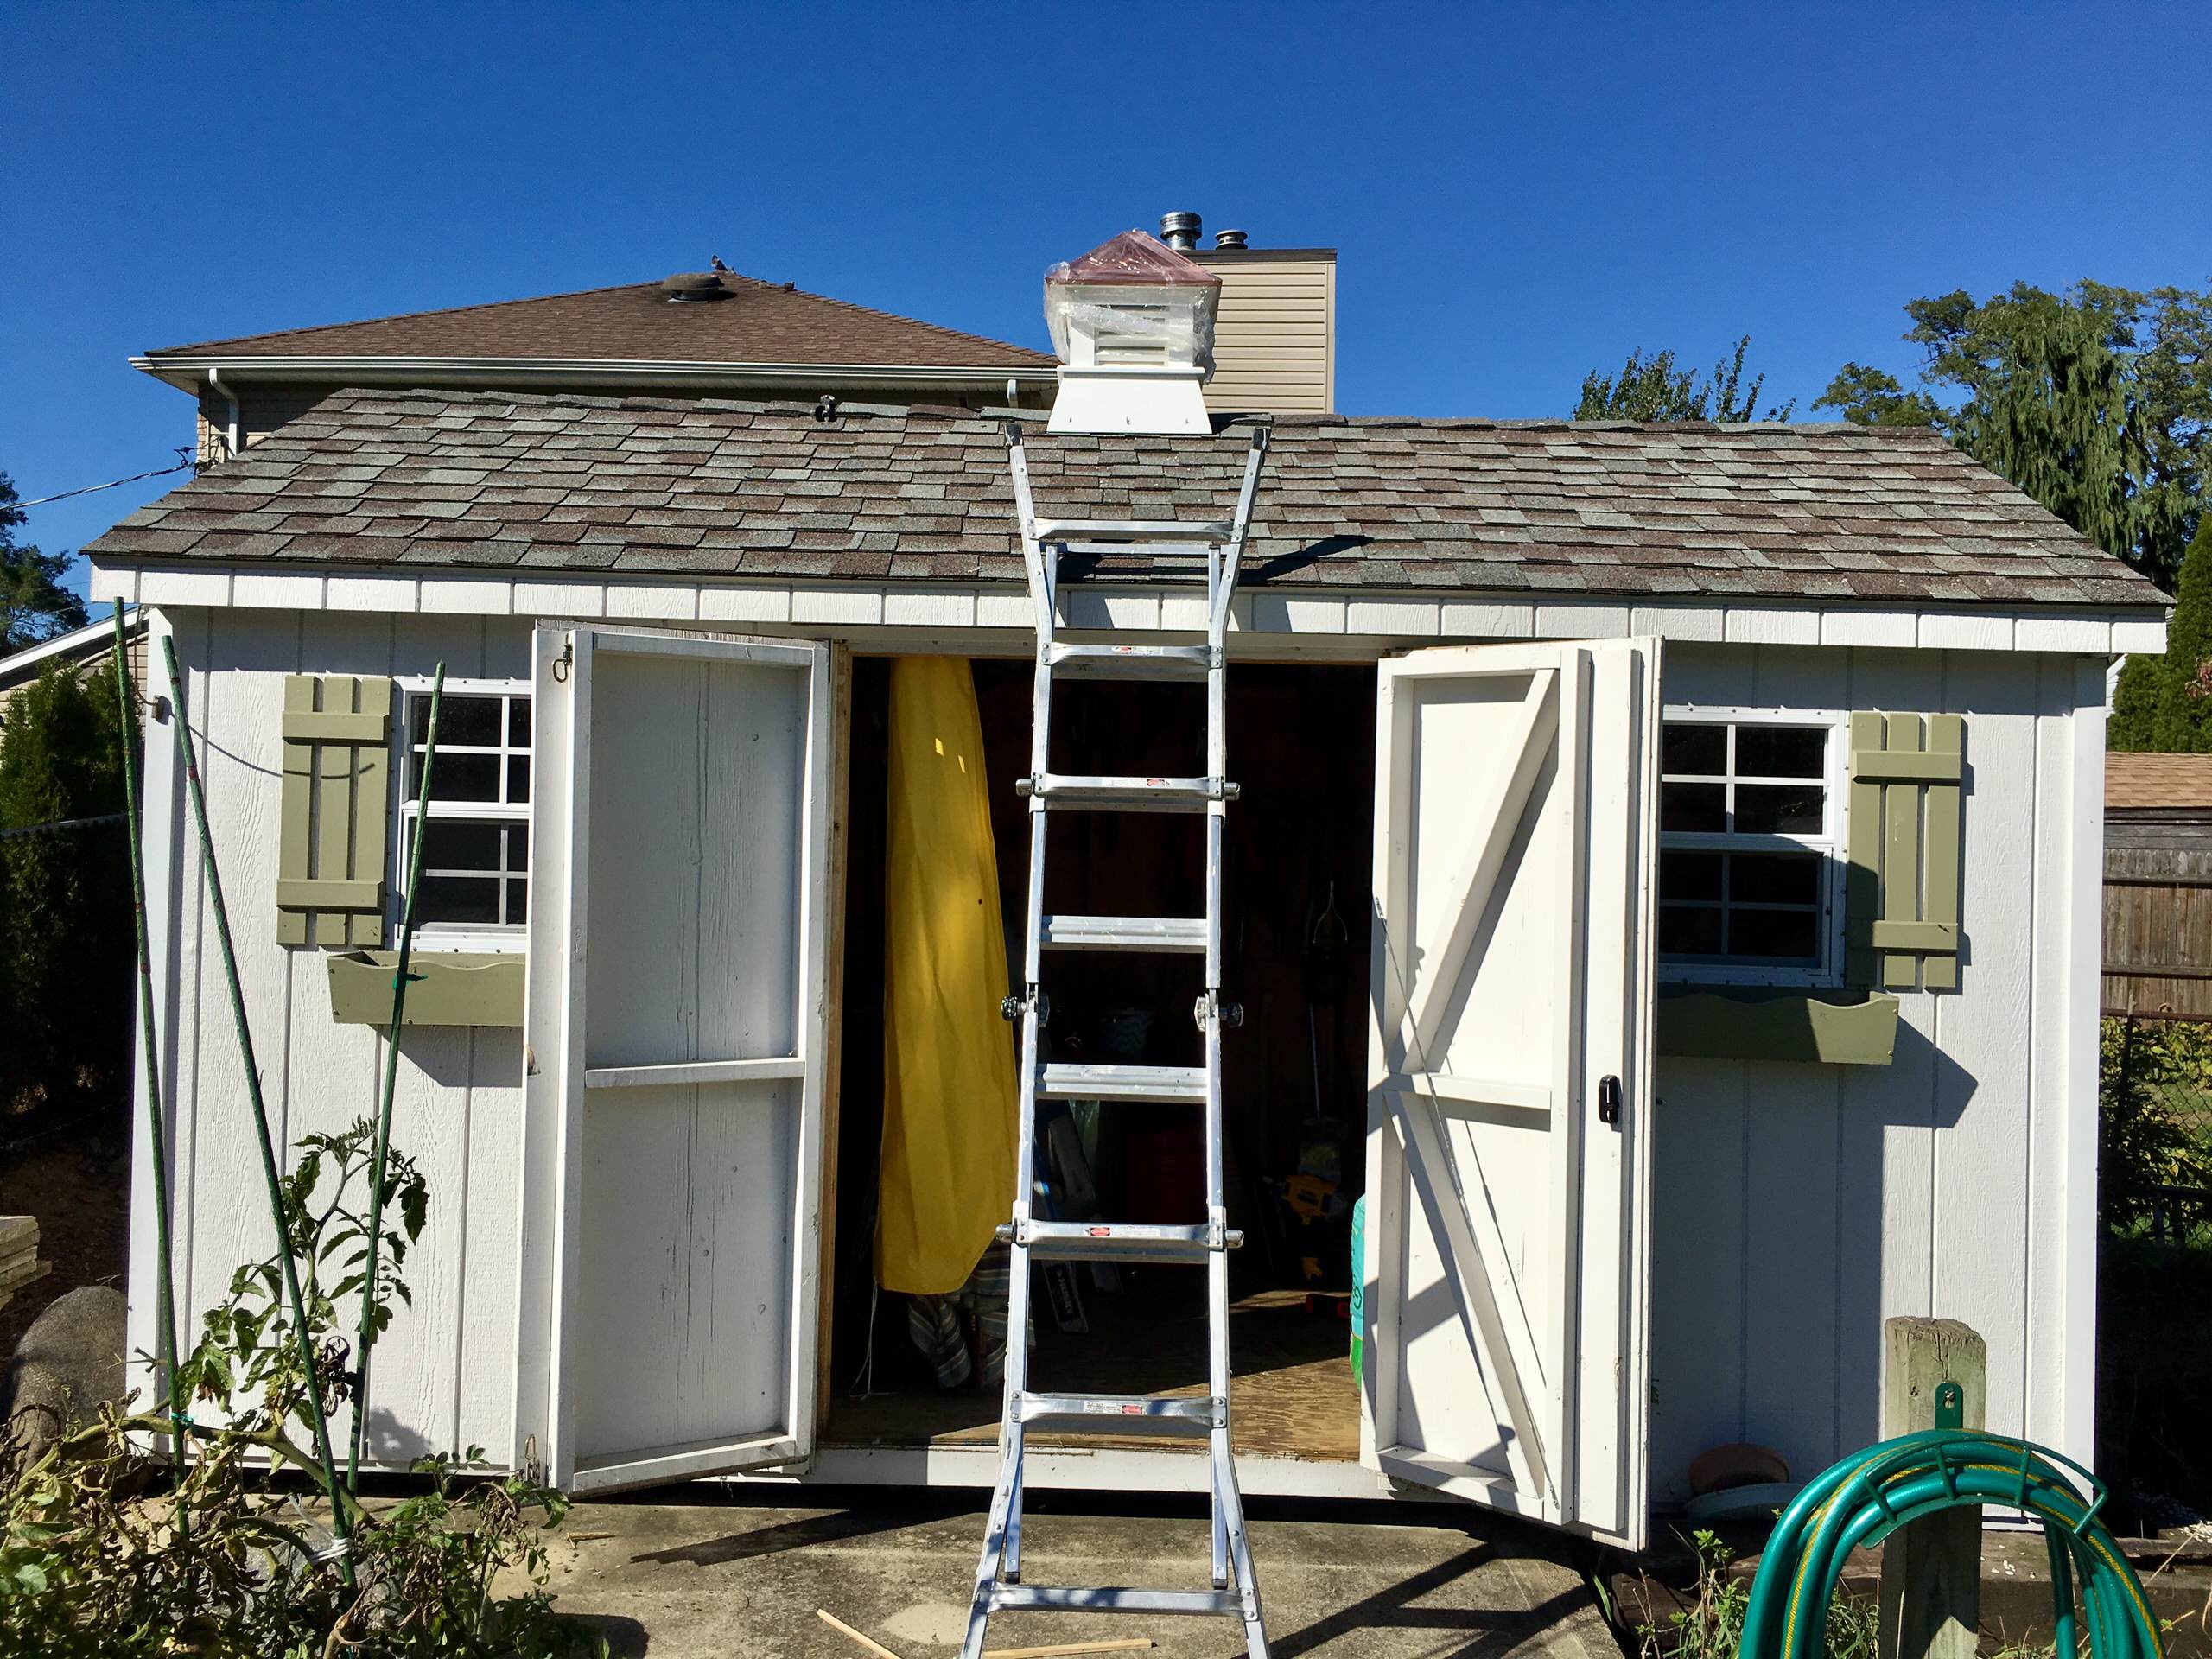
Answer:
[
  {"left": 1656, "top": 704, "right": 1849, "bottom": 988},
  {"left": 389, "top": 677, "right": 532, "bottom": 954}
]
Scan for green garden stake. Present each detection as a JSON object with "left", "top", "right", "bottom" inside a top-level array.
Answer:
[
  {"left": 162, "top": 635, "right": 357, "bottom": 1591},
  {"left": 112, "top": 604, "right": 187, "bottom": 1504},
  {"left": 348, "top": 662, "right": 443, "bottom": 1488}
]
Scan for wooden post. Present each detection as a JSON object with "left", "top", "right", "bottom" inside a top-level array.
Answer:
[{"left": 1878, "top": 1318, "right": 1986, "bottom": 1659}]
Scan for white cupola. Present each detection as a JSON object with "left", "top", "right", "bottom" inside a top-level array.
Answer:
[{"left": 1043, "top": 228, "right": 1222, "bottom": 435}]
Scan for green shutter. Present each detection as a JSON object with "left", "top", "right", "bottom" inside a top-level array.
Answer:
[
  {"left": 277, "top": 675, "right": 392, "bottom": 948},
  {"left": 1845, "top": 712, "right": 1964, "bottom": 992}
]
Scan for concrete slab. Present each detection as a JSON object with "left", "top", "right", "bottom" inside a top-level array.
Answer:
[{"left": 531, "top": 1490, "right": 1621, "bottom": 1659}]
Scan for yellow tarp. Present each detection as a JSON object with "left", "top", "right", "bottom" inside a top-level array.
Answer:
[{"left": 876, "top": 657, "right": 1017, "bottom": 1294}]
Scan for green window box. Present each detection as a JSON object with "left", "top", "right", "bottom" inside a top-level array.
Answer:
[
  {"left": 1656, "top": 988, "right": 1899, "bottom": 1065},
  {"left": 327, "top": 950, "right": 525, "bottom": 1027}
]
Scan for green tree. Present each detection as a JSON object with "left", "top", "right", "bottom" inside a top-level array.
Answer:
[
  {"left": 2145, "top": 516, "right": 2212, "bottom": 752},
  {"left": 1574, "top": 335, "right": 1796, "bottom": 423},
  {"left": 2, "top": 471, "right": 86, "bottom": 652},
  {"left": 0, "top": 659, "right": 135, "bottom": 1114},
  {"left": 1817, "top": 283, "right": 2210, "bottom": 582}
]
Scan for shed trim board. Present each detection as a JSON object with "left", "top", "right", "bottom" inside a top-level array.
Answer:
[
  {"left": 88, "top": 564, "right": 2164, "bottom": 658},
  {"left": 123, "top": 601, "right": 2118, "bottom": 1525}
]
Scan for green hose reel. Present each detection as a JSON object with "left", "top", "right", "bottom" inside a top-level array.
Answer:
[{"left": 1738, "top": 1429, "right": 2163, "bottom": 1659}]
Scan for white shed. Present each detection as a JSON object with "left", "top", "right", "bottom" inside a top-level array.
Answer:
[{"left": 86, "top": 385, "right": 2164, "bottom": 1547}]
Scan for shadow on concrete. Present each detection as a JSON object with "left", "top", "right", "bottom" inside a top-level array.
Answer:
[
  {"left": 630, "top": 1497, "right": 973, "bottom": 1567},
  {"left": 1270, "top": 1541, "right": 1594, "bottom": 1659}
]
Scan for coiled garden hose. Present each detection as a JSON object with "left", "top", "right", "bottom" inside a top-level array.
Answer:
[{"left": 1738, "top": 1429, "right": 2162, "bottom": 1659}]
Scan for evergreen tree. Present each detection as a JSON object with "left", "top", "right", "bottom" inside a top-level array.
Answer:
[
  {"left": 0, "top": 659, "right": 134, "bottom": 1113},
  {"left": 2, "top": 470, "right": 86, "bottom": 652},
  {"left": 2149, "top": 517, "right": 2212, "bottom": 752},
  {"left": 1818, "top": 283, "right": 2209, "bottom": 583},
  {"left": 2108, "top": 651, "right": 2162, "bottom": 751}
]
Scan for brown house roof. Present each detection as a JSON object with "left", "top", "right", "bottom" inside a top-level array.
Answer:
[
  {"left": 2107, "top": 753, "right": 2212, "bottom": 810},
  {"left": 142, "top": 272, "right": 1053, "bottom": 372},
  {"left": 86, "top": 386, "right": 2163, "bottom": 612}
]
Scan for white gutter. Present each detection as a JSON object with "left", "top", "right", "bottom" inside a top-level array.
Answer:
[
  {"left": 132, "top": 354, "right": 1060, "bottom": 397},
  {"left": 206, "top": 365, "right": 242, "bottom": 457}
]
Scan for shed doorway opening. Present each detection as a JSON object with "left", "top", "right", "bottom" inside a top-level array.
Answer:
[{"left": 827, "top": 657, "right": 1376, "bottom": 1467}]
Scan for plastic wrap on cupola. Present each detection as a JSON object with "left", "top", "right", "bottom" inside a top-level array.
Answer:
[{"left": 875, "top": 657, "right": 1020, "bottom": 1294}]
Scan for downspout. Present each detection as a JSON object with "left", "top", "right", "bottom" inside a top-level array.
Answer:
[{"left": 206, "top": 367, "right": 241, "bottom": 460}]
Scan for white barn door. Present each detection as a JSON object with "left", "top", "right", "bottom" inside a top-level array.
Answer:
[
  {"left": 526, "top": 625, "right": 834, "bottom": 1494},
  {"left": 1362, "top": 639, "right": 1660, "bottom": 1546}
]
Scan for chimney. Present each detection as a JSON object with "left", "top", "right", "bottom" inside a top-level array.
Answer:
[
  {"left": 1188, "top": 219, "right": 1337, "bottom": 416},
  {"left": 1159, "top": 210, "right": 1203, "bottom": 251}
]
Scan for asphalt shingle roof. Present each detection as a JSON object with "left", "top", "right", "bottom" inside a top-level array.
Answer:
[
  {"left": 2107, "top": 753, "right": 2212, "bottom": 810},
  {"left": 86, "top": 387, "right": 2164, "bottom": 612},
  {"left": 143, "top": 273, "right": 1053, "bottom": 372}
]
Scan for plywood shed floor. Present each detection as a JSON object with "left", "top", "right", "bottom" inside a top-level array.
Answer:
[{"left": 827, "top": 1287, "right": 1361, "bottom": 1462}]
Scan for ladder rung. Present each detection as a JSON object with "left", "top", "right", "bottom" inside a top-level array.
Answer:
[
  {"left": 1033, "top": 518, "right": 1232, "bottom": 544},
  {"left": 1017, "top": 1391, "right": 1219, "bottom": 1434},
  {"left": 1044, "top": 643, "right": 1213, "bottom": 680},
  {"left": 988, "top": 1585, "right": 1243, "bottom": 1617},
  {"left": 1008, "top": 1218, "right": 1241, "bottom": 1263},
  {"left": 1038, "top": 1063, "right": 1205, "bottom": 1103},
  {"left": 1018, "top": 774, "right": 1234, "bottom": 813},
  {"left": 1039, "top": 913, "right": 1207, "bottom": 953}
]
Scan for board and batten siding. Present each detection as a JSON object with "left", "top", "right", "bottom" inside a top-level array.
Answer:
[
  {"left": 1197, "top": 250, "right": 1335, "bottom": 416},
  {"left": 127, "top": 604, "right": 2107, "bottom": 1506},
  {"left": 128, "top": 606, "right": 534, "bottom": 1470},
  {"left": 1647, "top": 644, "right": 2104, "bottom": 1506}
]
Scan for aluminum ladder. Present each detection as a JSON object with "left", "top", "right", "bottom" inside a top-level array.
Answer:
[{"left": 959, "top": 416, "right": 1274, "bottom": 1659}]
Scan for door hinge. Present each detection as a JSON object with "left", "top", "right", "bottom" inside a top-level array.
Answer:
[{"left": 1598, "top": 1074, "right": 1623, "bottom": 1128}]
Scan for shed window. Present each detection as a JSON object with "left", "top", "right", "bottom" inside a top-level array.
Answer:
[
  {"left": 391, "top": 683, "right": 531, "bottom": 950},
  {"left": 1657, "top": 713, "right": 1845, "bottom": 985}
]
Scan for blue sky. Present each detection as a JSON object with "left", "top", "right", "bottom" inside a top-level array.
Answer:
[{"left": 5, "top": 2, "right": 2208, "bottom": 601}]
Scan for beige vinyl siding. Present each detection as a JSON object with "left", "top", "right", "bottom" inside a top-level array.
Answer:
[
  {"left": 1196, "top": 251, "right": 1335, "bottom": 415},
  {"left": 195, "top": 385, "right": 345, "bottom": 464}
]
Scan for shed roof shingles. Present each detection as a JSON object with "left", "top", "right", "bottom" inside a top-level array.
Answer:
[{"left": 88, "top": 388, "right": 2164, "bottom": 612}]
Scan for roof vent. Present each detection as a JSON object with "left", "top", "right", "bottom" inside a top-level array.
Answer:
[
  {"left": 1159, "top": 211, "right": 1203, "bottom": 252},
  {"left": 1044, "top": 230, "right": 1221, "bottom": 435},
  {"left": 660, "top": 271, "right": 730, "bottom": 302},
  {"left": 1211, "top": 228, "right": 1249, "bottom": 251}
]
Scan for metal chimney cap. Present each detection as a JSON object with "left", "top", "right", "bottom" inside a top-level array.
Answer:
[
  {"left": 1159, "top": 210, "right": 1203, "bottom": 251},
  {"left": 1211, "top": 228, "right": 1249, "bottom": 251}
]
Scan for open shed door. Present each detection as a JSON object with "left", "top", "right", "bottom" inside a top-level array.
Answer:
[
  {"left": 1362, "top": 639, "right": 1659, "bottom": 1547},
  {"left": 526, "top": 625, "right": 834, "bottom": 1494}
]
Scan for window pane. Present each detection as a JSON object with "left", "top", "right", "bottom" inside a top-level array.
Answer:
[
  {"left": 415, "top": 750, "right": 501, "bottom": 802},
  {"left": 505, "top": 875, "right": 529, "bottom": 925},
  {"left": 1727, "top": 906, "right": 1819, "bottom": 962},
  {"left": 1661, "top": 781, "right": 1726, "bottom": 832},
  {"left": 1658, "top": 906, "right": 1724, "bottom": 956},
  {"left": 414, "top": 874, "right": 501, "bottom": 925},
  {"left": 1734, "top": 783, "right": 1824, "bottom": 835},
  {"left": 413, "top": 693, "right": 502, "bottom": 747},
  {"left": 507, "top": 754, "right": 531, "bottom": 805},
  {"left": 1736, "top": 726, "right": 1826, "bottom": 779},
  {"left": 508, "top": 699, "right": 531, "bottom": 746},
  {"left": 1662, "top": 723, "right": 1726, "bottom": 776},
  {"left": 416, "top": 819, "right": 503, "bottom": 873},
  {"left": 506, "top": 823, "right": 530, "bottom": 871},
  {"left": 1662, "top": 850, "right": 1723, "bottom": 902},
  {"left": 1729, "top": 851, "right": 1821, "bottom": 906}
]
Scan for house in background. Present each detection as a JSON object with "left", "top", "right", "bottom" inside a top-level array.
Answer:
[
  {"left": 84, "top": 213, "right": 2161, "bottom": 1548},
  {"left": 2102, "top": 753, "right": 2212, "bottom": 1018},
  {"left": 128, "top": 229, "right": 1334, "bottom": 464},
  {"left": 0, "top": 610, "right": 146, "bottom": 718}
]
